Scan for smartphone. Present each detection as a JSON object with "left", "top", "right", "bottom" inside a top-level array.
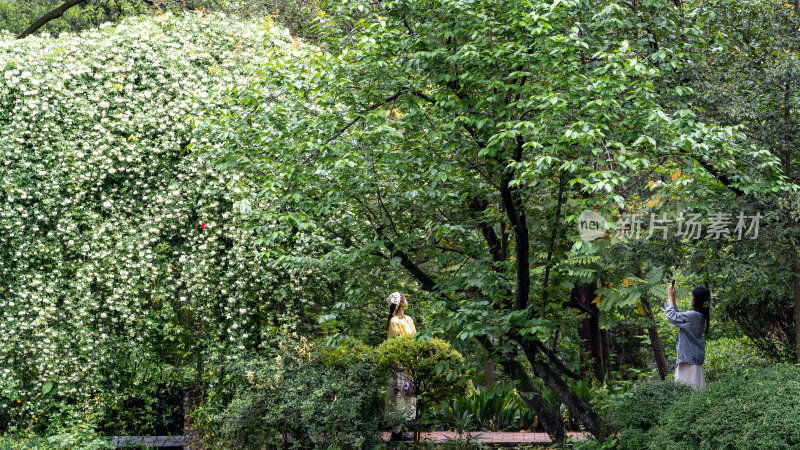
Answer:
[{"left": 671, "top": 279, "right": 675, "bottom": 288}]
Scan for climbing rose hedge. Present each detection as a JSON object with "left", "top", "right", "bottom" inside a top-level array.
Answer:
[{"left": 0, "top": 12, "right": 340, "bottom": 431}]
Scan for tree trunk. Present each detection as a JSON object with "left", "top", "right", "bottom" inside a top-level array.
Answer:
[
  {"left": 600, "top": 328, "right": 610, "bottom": 380},
  {"left": 505, "top": 358, "right": 566, "bottom": 445},
  {"left": 183, "top": 385, "right": 205, "bottom": 450},
  {"left": 414, "top": 393, "right": 423, "bottom": 444},
  {"left": 517, "top": 337, "right": 607, "bottom": 442},
  {"left": 477, "top": 336, "right": 566, "bottom": 443},
  {"left": 791, "top": 220, "right": 800, "bottom": 363},
  {"left": 641, "top": 297, "right": 669, "bottom": 380},
  {"left": 589, "top": 310, "right": 606, "bottom": 381},
  {"left": 483, "top": 360, "right": 496, "bottom": 387},
  {"left": 573, "top": 283, "right": 606, "bottom": 381},
  {"left": 578, "top": 319, "right": 590, "bottom": 378},
  {"left": 781, "top": 79, "right": 800, "bottom": 363},
  {"left": 636, "top": 268, "right": 669, "bottom": 379}
]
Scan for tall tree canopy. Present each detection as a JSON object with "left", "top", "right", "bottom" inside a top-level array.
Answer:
[{"left": 197, "top": 0, "right": 791, "bottom": 441}]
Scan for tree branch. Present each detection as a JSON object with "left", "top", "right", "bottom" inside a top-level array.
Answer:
[
  {"left": 469, "top": 198, "right": 505, "bottom": 264},
  {"left": 693, "top": 156, "right": 746, "bottom": 197},
  {"left": 500, "top": 136, "right": 530, "bottom": 311},
  {"left": 533, "top": 340, "right": 581, "bottom": 381},
  {"left": 476, "top": 335, "right": 566, "bottom": 443},
  {"left": 377, "top": 225, "right": 437, "bottom": 291},
  {"left": 324, "top": 90, "right": 407, "bottom": 145},
  {"left": 563, "top": 298, "right": 593, "bottom": 315},
  {"left": 516, "top": 335, "right": 607, "bottom": 442},
  {"left": 540, "top": 174, "right": 567, "bottom": 317},
  {"left": 17, "top": 0, "right": 88, "bottom": 39}
]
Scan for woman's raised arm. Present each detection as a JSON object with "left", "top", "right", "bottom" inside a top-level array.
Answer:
[{"left": 665, "top": 281, "right": 692, "bottom": 329}]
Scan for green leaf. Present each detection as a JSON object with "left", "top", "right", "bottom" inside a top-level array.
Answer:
[{"left": 318, "top": 314, "right": 337, "bottom": 324}]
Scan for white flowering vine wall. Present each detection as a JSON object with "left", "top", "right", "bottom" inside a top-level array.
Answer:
[{"left": 0, "top": 12, "right": 338, "bottom": 430}]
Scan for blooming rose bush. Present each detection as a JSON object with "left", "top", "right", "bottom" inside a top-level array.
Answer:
[{"left": 0, "top": 12, "right": 341, "bottom": 433}]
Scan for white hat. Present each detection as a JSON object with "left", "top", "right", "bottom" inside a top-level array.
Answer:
[{"left": 385, "top": 291, "right": 403, "bottom": 306}]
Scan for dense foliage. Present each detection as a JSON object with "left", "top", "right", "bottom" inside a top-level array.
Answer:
[
  {"left": 609, "top": 380, "right": 694, "bottom": 450},
  {"left": 194, "top": 0, "right": 795, "bottom": 440},
  {"left": 1, "top": 0, "right": 799, "bottom": 444},
  {"left": 703, "top": 337, "right": 770, "bottom": 381},
  {"left": 718, "top": 282, "right": 796, "bottom": 361}
]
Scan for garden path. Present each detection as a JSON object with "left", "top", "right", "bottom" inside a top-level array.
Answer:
[{"left": 381, "top": 431, "right": 589, "bottom": 445}]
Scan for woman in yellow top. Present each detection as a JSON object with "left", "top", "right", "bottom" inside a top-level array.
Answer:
[{"left": 384, "top": 291, "right": 416, "bottom": 442}]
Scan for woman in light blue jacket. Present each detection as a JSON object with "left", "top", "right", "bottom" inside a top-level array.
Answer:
[{"left": 665, "top": 280, "right": 711, "bottom": 389}]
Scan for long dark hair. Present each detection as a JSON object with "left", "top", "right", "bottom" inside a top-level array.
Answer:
[
  {"left": 692, "top": 286, "right": 711, "bottom": 336},
  {"left": 386, "top": 303, "right": 398, "bottom": 331}
]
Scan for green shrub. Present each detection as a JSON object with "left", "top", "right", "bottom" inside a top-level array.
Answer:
[
  {"left": 704, "top": 336, "right": 770, "bottom": 382},
  {"left": 316, "top": 341, "right": 374, "bottom": 370},
  {"left": 588, "top": 367, "right": 655, "bottom": 420},
  {"left": 610, "top": 364, "right": 800, "bottom": 449},
  {"left": 717, "top": 276, "right": 796, "bottom": 361},
  {"left": 374, "top": 335, "right": 467, "bottom": 418},
  {"left": 648, "top": 364, "right": 800, "bottom": 449},
  {"left": 1, "top": 402, "right": 115, "bottom": 449},
  {"left": 202, "top": 331, "right": 382, "bottom": 449},
  {"left": 608, "top": 380, "right": 694, "bottom": 450}
]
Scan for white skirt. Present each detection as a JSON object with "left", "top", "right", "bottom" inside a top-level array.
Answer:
[
  {"left": 675, "top": 362, "right": 706, "bottom": 390},
  {"left": 385, "top": 368, "right": 416, "bottom": 421}
]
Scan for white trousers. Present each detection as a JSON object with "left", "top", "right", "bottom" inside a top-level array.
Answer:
[{"left": 675, "top": 362, "right": 706, "bottom": 390}]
